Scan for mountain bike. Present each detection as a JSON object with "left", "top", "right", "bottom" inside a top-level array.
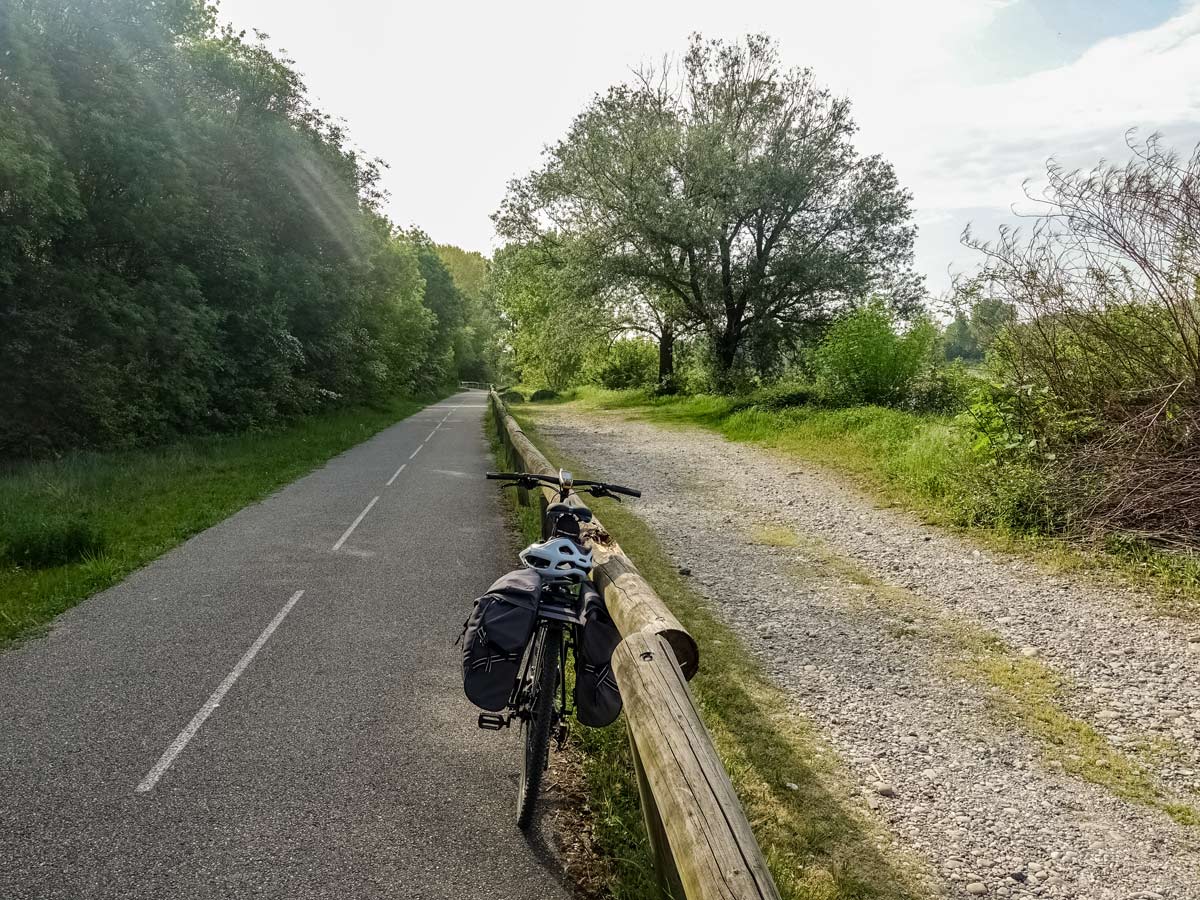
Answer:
[{"left": 484, "top": 469, "right": 640, "bottom": 828}]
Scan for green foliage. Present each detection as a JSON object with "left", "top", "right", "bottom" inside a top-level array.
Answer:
[
  {"left": 0, "top": 0, "right": 496, "bottom": 457},
  {"left": 496, "top": 34, "right": 922, "bottom": 385},
  {"left": 969, "top": 297, "right": 1016, "bottom": 351},
  {"left": 942, "top": 312, "right": 983, "bottom": 362},
  {"left": 436, "top": 244, "right": 502, "bottom": 382},
  {"left": 408, "top": 230, "right": 467, "bottom": 391},
  {"left": 814, "top": 303, "right": 938, "bottom": 407},
  {"left": 585, "top": 338, "right": 659, "bottom": 390},
  {"left": 906, "top": 362, "right": 979, "bottom": 414},
  {"left": 735, "top": 382, "right": 824, "bottom": 412},
  {"left": 490, "top": 242, "right": 614, "bottom": 390},
  {"left": 2, "top": 517, "right": 107, "bottom": 569},
  {"left": 960, "top": 138, "right": 1200, "bottom": 547}
]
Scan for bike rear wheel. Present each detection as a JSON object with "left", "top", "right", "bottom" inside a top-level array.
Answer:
[{"left": 516, "top": 626, "right": 561, "bottom": 830}]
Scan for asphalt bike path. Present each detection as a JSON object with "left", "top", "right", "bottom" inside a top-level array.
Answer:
[{"left": 0, "top": 391, "right": 572, "bottom": 900}]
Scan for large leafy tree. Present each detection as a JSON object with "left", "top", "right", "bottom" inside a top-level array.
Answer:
[
  {"left": 0, "top": 0, "right": 469, "bottom": 456},
  {"left": 496, "top": 34, "right": 920, "bottom": 385},
  {"left": 490, "top": 241, "right": 615, "bottom": 390}
]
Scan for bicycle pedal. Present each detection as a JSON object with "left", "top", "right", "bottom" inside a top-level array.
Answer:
[{"left": 477, "top": 713, "right": 508, "bottom": 731}]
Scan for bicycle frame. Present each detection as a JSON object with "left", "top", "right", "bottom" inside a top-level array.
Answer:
[{"left": 509, "top": 582, "right": 583, "bottom": 719}]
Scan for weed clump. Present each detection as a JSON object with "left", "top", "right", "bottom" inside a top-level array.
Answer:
[{"left": 2, "top": 517, "right": 107, "bottom": 569}]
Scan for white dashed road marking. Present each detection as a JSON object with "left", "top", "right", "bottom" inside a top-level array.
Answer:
[
  {"left": 331, "top": 496, "right": 380, "bottom": 552},
  {"left": 136, "top": 589, "right": 306, "bottom": 793}
]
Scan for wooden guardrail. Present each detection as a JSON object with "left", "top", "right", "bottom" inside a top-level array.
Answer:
[
  {"left": 459, "top": 380, "right": 493, "bottom": 390},
  {"left": 489, "top": 390, "right": 781, "bottom": 900}
]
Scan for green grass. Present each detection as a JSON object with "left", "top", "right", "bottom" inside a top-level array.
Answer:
[
  {"left": 565, "top": 387, "right": 967, "bottom": 518},
  {"left": 0, "top": 395, "right": 434, "bottom": 645},
  {"left": 504, "top": 411, "right": 932, "bottom": 900}
]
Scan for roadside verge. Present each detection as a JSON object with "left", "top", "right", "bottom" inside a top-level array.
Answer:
[{"left": 0, "top": 395, "right": 437, "bottom": 646}]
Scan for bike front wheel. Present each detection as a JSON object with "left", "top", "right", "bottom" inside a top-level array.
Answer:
[{"left": 516, "top": 625, "right": 561, "bottom": 830}]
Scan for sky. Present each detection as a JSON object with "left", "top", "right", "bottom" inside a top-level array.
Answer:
[{"left": 216, "top": 0, "right": 1200, "bottom": 296}]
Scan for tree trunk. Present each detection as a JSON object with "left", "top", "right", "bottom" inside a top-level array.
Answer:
[
  {"left": 657, "top": 323, "right": 675, "bottom": 391},
  {"left": 713, "top": 323, "right": 740, "bottom": 390}
]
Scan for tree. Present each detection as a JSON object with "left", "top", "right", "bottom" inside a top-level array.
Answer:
[
  {"left": 942, "top": 311, "right": 982, "bottom": 362},
  {"left": 0, "top": 0, "right": 458, "bottom": 455},
  {"left": 490, "top": 241, "right": 615, "bottom": 390},
  {"left": 496, "top": 34, "right": 920, "bottom": 387},
  {"left": 437, "top": 244, "right": 503, "bottom": 382}
]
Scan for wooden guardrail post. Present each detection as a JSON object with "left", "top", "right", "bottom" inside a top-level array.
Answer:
[
  {"left": 630, "top": 724, "right": 686, "bottom": 899},
  {"left": 614, "top": 633, "right": 781, "bottom": 900}
]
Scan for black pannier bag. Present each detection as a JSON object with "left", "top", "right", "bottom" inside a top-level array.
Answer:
[
  {"left": 573, "top": 582, "right": 623, "bottom": 727},
  {"left": 461, "top": 569, "right": 541, "bottom": 711}
]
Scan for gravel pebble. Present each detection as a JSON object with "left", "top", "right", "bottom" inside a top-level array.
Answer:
[{"left": 534, "top": 407, "right": 1200, "bottom": 898}]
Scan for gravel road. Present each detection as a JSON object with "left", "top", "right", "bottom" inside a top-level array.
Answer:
[{"left": 530, "top": 404, "right": 1200, "bottom": 900}]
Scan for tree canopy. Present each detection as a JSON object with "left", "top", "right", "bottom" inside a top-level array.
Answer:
[
  {"left": 0, "top": 0, "right": 497, "bottom": 456},
  {"left": 496, "top": 34, "right": 921, "bottom": 385}
]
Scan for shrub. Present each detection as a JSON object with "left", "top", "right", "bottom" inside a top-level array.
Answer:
[
  {"left": 530, "top": 389, "right": 559, "bottom": 402},
  {"left": 737, "top": 381, "right": 824, "bottom": 412},
  {"left": 905, "top": 362, "right": 978, "bottom": 414},
  {"left": 963, "top": 136, "right": 1200, "bottom": 547},
  {"left": 814, "top": 302, "right": 939, "bottom": 407},
  {"left": 2, "top": 517, "right": 107, "bottom": 569},
  {"left": 587, "top": 339, "right": 659, "bottom": 390},
  {"left": 500, "top": 390, "right": 526, "bottom": 404}
]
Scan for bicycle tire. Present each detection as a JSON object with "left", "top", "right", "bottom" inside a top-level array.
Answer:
[{"left": 516, "top": 626, "right": 561, "bottom": 830}]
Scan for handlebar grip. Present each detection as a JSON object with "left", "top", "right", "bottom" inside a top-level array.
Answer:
[
  {"left": 486, "top": 472, "right": 521, "bottom": 480},
  {"left": 606, "top": 484, "right": 641, "bottom": 498}
]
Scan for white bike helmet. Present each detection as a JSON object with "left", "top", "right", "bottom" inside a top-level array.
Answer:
[{"left": 520, "top": 537, "right": 593, "bottom": 583}]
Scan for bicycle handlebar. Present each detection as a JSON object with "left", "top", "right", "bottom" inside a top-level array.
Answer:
[{"left": 485, "top": 471, "right": 641, "bottom": 498}]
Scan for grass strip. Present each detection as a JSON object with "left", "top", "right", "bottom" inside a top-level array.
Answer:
[
  {"left": 506, "top": 409, "right": 932, "bottom": 900},
  {"left": 559, "top": 387, "right": 1200, "bottom": 617},
  {"left": 0, "top": 395, "right": 435, "bottom": 646}
]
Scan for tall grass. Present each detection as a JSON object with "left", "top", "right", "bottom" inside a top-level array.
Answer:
[{"left": 569, "top": 387, "right": 973, "bottom": 524}]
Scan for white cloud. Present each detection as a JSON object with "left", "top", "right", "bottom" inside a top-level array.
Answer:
[
  {"left": 215, "top": 0, "right": 1200, "bottom": 293},
  {"left": 854, "top": 1, "right": 1200, "bottom": 289}
]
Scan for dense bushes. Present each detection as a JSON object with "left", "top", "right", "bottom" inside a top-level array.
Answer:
[
  {"left": 0, "top": 0, "right": 493, "bottom": 457},
  {"left": 586, "top": 339, "right": 658, "bottom": 390},
  {"left": 814, "top": 302, "right": 939, "bottom": 407},
  {"left": 965, "top": 137, "right": 1200, "bottom": 548}
]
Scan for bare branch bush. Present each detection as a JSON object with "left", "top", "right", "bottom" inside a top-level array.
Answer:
[{"left": 965, "top": 134, "right": 1200, "bottom": 546}]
